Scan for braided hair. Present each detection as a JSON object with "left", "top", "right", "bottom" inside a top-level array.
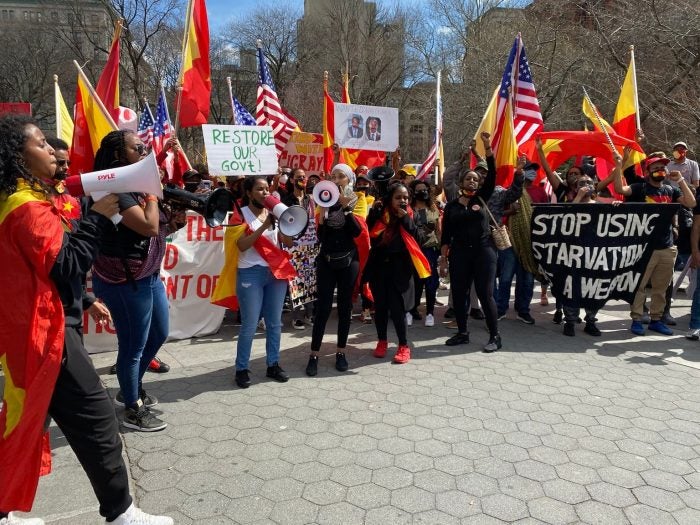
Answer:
[
  {"left": 0, "top": 114, "right": 52, "bottom": 197},
  {"left": 93, "top": 130, "right": 133, "bottom": 171}
]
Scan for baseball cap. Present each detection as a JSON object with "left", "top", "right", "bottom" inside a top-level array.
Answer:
[
  {"left": 645, "top": 156, "right": 671, "bottom": 169},
  {"left": 523, "top": 161, "right": 540, "bottom": 171},
  {"left": 475, "top": 159, "right": 488, "bottom": 172},
  {"left": 673, "top": 141, "right": 689, "bottom": 150},
  {"left": 399, "top": 164, "right": 417, "bottom": 177}
]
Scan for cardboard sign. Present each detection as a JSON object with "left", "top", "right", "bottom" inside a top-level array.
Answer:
[
  {"left": 280, "top": 131, "right": 324, "bottom": 175},
  {"left": 334, "top": 103, "right": 399, "bottom": 152},
  {"left": 203, "top": 124, "right": 278, "bottom": 176}
]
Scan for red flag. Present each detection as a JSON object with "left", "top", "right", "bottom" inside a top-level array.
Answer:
[
  {"left": 176, "top": 0, "right": 211, "bottom": 127},
  {"left": 322, "top": 75, "right": 335, "bottom": 172},
  {"left": 0, "top": 185, "right": 65, "bottom": 511},
  {"left": 95, "top": 22, "right": 122, "bottom": 123}
]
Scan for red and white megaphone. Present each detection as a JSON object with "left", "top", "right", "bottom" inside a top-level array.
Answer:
[
  {"left": 65, "top": 152, "right": 162, "bottom": 223},
  {"left": 263, "top": 194, "right": 309, "bottom": 238},
  {"left": 312, "top": 180, "right": 339, "bottom": 208}
]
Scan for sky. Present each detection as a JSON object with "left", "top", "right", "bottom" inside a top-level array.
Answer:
[{"left": 205, "top": 0, "right": 424, "bottom": 30}]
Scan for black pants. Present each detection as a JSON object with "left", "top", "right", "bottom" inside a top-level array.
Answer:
[
  {"left": 48, "top": 326, "right": 132, "bottom": 521},
  {"left": 449, "top": 246, "right": 499, "bottom": 336},
  {"left": 311, "top": 256, "right": 359, "bottom": 351},
  {"left": 371, "top": 273, "right": 408, "bottom": 346}
]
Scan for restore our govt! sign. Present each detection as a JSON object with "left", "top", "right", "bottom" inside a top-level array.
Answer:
[
  {"left": 531, "top": 203, "right": 679, "bottom": 311},
  {"left": 202, "top": 124, "right": 278, "bottom": 176}
]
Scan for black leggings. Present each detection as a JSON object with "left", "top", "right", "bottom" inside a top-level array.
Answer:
[
  {"left": 371, "top": 274, "right": 408, "bottom": 346},
  {"left": 449, "top": 246, "right": 499, "bottom": 336},
  {"left": 311, "top": 256, "right": 359, "bottom": 351},
  {"left": 48, "top": 327, "right": 132, "bottom": 521}
]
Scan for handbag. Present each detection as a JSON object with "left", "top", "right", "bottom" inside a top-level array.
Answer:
[
  {"left": 324, "top": 249, "right": 354, "bottom": 269},
  {"left": 479, "top": 198, "right": 512, "bottom": 251}
]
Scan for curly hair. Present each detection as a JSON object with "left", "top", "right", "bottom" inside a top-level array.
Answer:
[
  {"left": 93, "top": 130, "right": 134, "bottom": 171},
  {"left": 381, "top": 181, "right": 409, "bottom": 210},
  {"left": 0, "top": 114, "right": 52, "bottom": 197}
]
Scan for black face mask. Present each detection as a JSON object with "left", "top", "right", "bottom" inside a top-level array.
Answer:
[
  {"left": 356, "top": 186, "right": 370, "bottom": 194},
  {"left": 415, "top": 190, "right": 429, "bottom": 201},
  {"left": 184, "top": 182, "right": 199, "bottom": 193},
  {"left": 305, "top": 184, "right": 315, "bottom": 195}
]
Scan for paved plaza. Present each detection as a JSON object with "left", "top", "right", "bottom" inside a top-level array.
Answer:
[{"left": 17, "top": 286, "right": 700, "bottom": 524}]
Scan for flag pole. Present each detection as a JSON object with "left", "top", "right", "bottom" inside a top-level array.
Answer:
[
  {"left": 162, "top": 83, "right": 192, "bottom": 170},
  {"left": 435, "top": 70, "right": 442, "bottom": 186},
  {"left": 73, "top": 60, "right": 118, "bottom": 130},
  {"left": 174, "top": 0, "right": 195, "bottom": 134},
  {"left": 630, "top": 45, "right": 642, "bottom": 136},
  {"left": 226, "top": 76, "right": 236, "bottom": 123},
  {"left": 54, "top": 74, "right": 61, "bottom": 138},
  {"left": 582, "top": 86, "right": 615, "bottom": 152}
]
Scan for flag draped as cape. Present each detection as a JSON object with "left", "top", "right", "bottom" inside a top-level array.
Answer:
[{"left": 0, "top": 182, "right": 65, "bottom": 511}]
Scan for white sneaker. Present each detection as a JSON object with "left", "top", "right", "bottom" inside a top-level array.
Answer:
[
  {"left": 686, "top": 328, "right": 700, "bottom": 341},
  {"left": 107, "top": 504, "right": 173, "bottom": 525},
  {"left": 425, "top": 314, "right": 434, "bottom": 327},
  {"left": 257, "top": 318, "right": 266, "bottom": 331},
  {"left": 406, "top": 312, "right": 413, "bottom": 326},
  {"left": 0, "top": 513, "right": 45, "bottom": 525}
]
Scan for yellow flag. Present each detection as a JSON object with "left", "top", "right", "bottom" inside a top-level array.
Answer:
[
  {"left": 582, "top": 96, "right": 614, "bottom": 134},
  {"left": 54, "top": 77, "right": 74, "bottom": 144},
  {"left": 472, "top": 86, "right": 500, "bottom": 159}
]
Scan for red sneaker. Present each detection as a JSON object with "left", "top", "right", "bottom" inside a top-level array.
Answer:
[
  {"left": 373, "top": 340, "right": 388, "bottom": 358},
  {"left": 393, "top": 345, "right": 411, "bottom": 364},
  {"left": 148, "top": 357, "right": 170, "bottom": 373}
]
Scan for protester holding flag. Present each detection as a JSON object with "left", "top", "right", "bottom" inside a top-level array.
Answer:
[
  {"left": 0, "top": 115, "right": 173, "bottom": 525},
  {"left": 365, "top": 183, "right": 430, "bottom": 364},
  {"left": 90, "top": 130, "right": 184, "bottom": 432},
  {"left": 440, "top": 132, "right": 501, "bottom": 352},
  {"left": 614, "top": 150, "right": 696, "bottom": 336},
  {"left": 231, "top": 176, "right": 294, "bottom": 388}
]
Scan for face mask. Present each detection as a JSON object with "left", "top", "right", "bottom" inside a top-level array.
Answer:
[
  {"left": 650, "top": 169, "right": 667, "bottom": 182},
  {"left": 415, "top": 190, "right": 429, "bottom": 201},
  {"left": 305, "top": 184, "right": 315, "bottom": 195},
  {"left": 523, "top": 169, "right": 537, "bottom": 181},
  {"left": 184, "top": 182, "right": 199, "bottom": 193},
  {"left": 295, "top": 179, "right": 306, "bottom": 190},
  {"left": 279, "top": 174, "right": 288, "bottom": 185},
  {"left": 356, "top": 186, "right": 369, "bottom": 194},
  {"left": 461, "top": 189, "right": 476, "bottom": 197}
]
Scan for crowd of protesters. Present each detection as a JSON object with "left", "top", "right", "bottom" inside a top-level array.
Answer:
[{"left": 1, "top": 111, "right": 699, "bottom": 524}]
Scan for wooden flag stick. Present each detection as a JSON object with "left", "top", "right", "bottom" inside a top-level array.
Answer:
[
  {"left": 53, "top": 74, "right": 60, "bottom": 138},
  {"left": 630, "top": 45, "right": 642, "bottom": 135},
  {"left": 582, "top": 86, "right": 615, "bottom": 152},
  {"left": 73, "top": 60, "right": 118, "bottom": 130},
  {"left": 226, "top": 76, "right": 235, "bottom": 123}
]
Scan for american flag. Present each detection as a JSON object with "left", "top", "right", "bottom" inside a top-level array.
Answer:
[
  {"left": 232, "top": 94, "right": 256, "bottom": 126},
  {"left": 255, "top": 44, "right": 298, "bottom": 157},
  {"left": 416, "top": 71, "right": 443, "bottom": 181},
  {"left": 136, "top": 104, "right": 155, "bottom": 148},
  {"left": 492, "top": 34, "right": 543, "bottom": 153},
  {"left": 152, "top": 90, "right": 172, "bottom": 155}
]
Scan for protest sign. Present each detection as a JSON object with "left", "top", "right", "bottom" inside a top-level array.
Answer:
[
  {"left": 202, "top": 124, "right": 278, "bottom": 176},
  {"left": 531, "top": 203, "right": 679, "bottom": 311},
  {"left": 84, "top": 211, "right": 227, "bottom": 353},
  {"left": 280, "top": 131, "right": 324, "bottom": 175},
  {"left": 334, "top": 102, "right": 399, "bottom": 152},
  {"left": 287, "top": 200, "right": 319, "bottom": 308}
]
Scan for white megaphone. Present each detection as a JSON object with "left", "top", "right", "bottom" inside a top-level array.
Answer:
[
  {"left": 312, "top": 180, "right": 339, "bottom": 208},
  {"left": 263, "top": 194, "right": 309, "bottom": 238},
  {"left": 64, "top": 151, "right": 162, "bottom": 224}
]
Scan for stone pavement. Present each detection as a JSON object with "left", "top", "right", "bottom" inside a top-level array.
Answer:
[{"left": 20, "top": 285, "right": 700, "bottom": 524}]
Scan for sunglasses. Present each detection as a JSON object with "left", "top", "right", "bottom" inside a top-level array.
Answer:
[
  {"left": 132, "top": 144, "right": 147, "bottom": 155},
  {"left": 57, "top": 159, "right": 70, "bottom": 167}
]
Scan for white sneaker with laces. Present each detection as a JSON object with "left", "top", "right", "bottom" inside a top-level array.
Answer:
[
  {"left": 686, "top": 328, "right": 700, "bottom": 341},
  {"left": 0, "top": 513, "right": 45, "bottom": 525},
  {"left": 107, "top": 504, "right": 173, "bottom": 525},
  {"left": 405, "top": 312, "right": 413, "bottom": 326},
  {"left": 425, "top": 314, "right": 434, "bottom": 327}
]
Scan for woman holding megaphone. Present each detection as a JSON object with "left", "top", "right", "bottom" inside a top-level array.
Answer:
[
  {"left": 91, "top": 130, "right": 185, "bottom": 433},
  {"left": 305, "top": 164, "right": 363, "bottom": 376}
]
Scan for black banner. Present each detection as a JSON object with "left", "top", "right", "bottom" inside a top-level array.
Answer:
[{"left": 531, "top": 203, "right": 679, "bottom": 310}]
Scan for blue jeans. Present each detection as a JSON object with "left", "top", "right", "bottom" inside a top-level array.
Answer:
[
  {"left": 495, "top": 247, "right": 534, "bottom": 316},
  {"left": 93, "top": 273, "right": 169, "bottom": 407},
  {"left": 236, "top": 265, "right": 288, "bottom": 371}
]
